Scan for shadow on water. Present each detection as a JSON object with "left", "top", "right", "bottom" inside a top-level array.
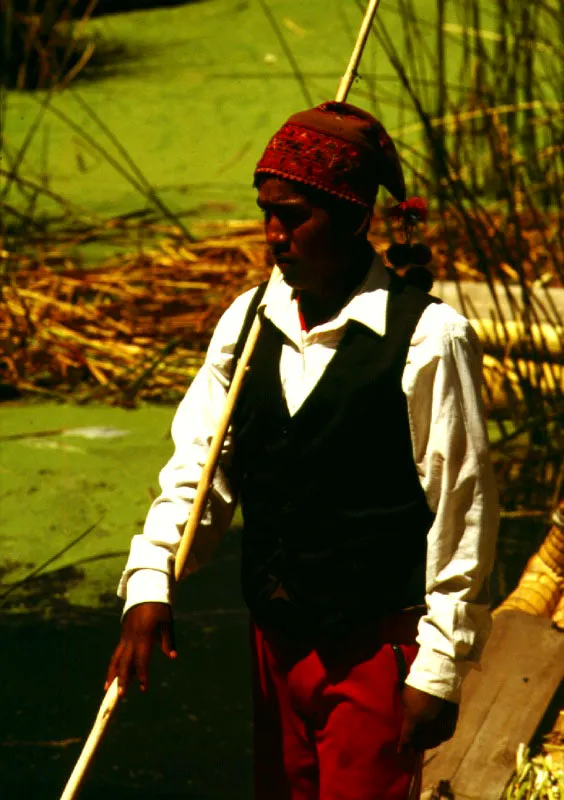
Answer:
[
  {"left": 0, "top": 514, "right": 550, "bottom": 798},
  {"left": 4, "top": 0, "right": 214, "bottom": 89},
  {"left": 1, "top": 563, "right": 87, "bottom": 615},
  {"left": 9, "top": 0, "right": 211, "bottom": 15},
  {"left": 91, "top": 0, "right": 212, "bottom": 13},
  {"left": 1, "top": 611, "right": 253, "bottom": 799},
  {"left": 0, "top": 530, "right": 253, "bottom": 800},
  {"left": 3, "top": 37, "right": 161, "bottom": 89}
]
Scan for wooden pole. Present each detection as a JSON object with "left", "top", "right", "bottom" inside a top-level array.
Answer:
[
  {"left": 59, "top": 3, "right": 383, "bottom": 797},
  {"left": 59, "top": 677, "right": 120, "bottom": 800},
  {"left": 174, "top": 266, "right": 280, "bottom": 580},
  {"left": 335, "top": 0, "right": 382, "bottom": 102}
]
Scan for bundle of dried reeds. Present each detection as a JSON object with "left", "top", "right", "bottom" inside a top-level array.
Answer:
[
  {"left": 1, "top": 216, "right": 562, "bottom": 406},
  {"left": 495, "top": 502, "right": 564, "bottom": 623},
  {"left": 482, "top": 355, "right": 564, "bottom": 411},
  {"left": 1, "top": 225, "right": 269, "bottom": 404}
]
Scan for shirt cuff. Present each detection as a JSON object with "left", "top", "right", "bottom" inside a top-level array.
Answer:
[
  {"left": 120, "top": 569, "right": 172, "bottom": 617},
  {"left": 405, "top": 646, "right": 472, "bottom": 703}
]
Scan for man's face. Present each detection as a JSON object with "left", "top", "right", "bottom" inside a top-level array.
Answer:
[{"left": 256, "top": 177, "right": 353, "bottom": 296}]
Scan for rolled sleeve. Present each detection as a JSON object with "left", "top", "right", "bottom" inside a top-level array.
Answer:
[
  {"left": 406, "top": 596, "right": 492, "bottom": 702},
  {"left": 120, "top": 568, "right": 172, "bottom": 616}
]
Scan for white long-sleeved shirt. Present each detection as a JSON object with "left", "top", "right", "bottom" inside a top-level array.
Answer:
[{"left": 118, "top": 256, "right": 499, "bottom": 703}]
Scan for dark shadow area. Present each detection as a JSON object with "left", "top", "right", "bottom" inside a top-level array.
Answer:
[
  {"left": 1, "top": 564, "right": 87, "bottom": 614},
  {"left": 1, "top": 35, "right": 157, "bottom": 90},
  {"left": 92, "top": 0, "right": 211, "bottom": 14},
  {"left": 9, "top": 0, "right": 211, "bottom": 16},
  {"left": 529, "top": 678, "right": 564, "bottom": 755},
  {"left": 2, "top": 0, "right": 212, "bottom": 89},
  {"left": 0, "top": 385, "right": 24, "bottom": 402},
  {"left": 0, "top": 611, "right": 252, "bottom": 799},
  {"left": 492, "top": 515, "right": 547, "bottom": 609},
  {"left": 0, "top": 530, "right": 253, "bottom": 800}
]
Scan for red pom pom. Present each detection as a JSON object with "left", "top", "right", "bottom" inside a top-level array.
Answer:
[
  {"left": 404, "top": 197, "right": 428, "bottom": 221},
  {"left": 386, "top": 196, "right": 428, "bottom": 224}
]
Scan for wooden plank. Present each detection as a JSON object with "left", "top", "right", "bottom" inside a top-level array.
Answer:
[{"left": 421, "top": 610, "right": 564, "bottom": 800}]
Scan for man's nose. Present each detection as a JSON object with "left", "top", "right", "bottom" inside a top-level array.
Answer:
[{"left": 265, "top": 216, "right": 289, "bottom": 246}]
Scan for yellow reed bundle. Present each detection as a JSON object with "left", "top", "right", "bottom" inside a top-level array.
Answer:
[
  {"left": 537, "top": 510, "right": 564, "bottom": 577},
  {"left": 498, "top": 571, "right": 561, "bottom": 618},
  {"left": 495, "top": 503, "right": 564, "bottom": 620},
  {"left": 482, "top": 354, "right": 564, "bottom": 409},
  {"left": 469, "top": 319, "right": 563, "bottom": 362},
  {"left": 553, "top": 594, "right": 564, "bottom": 630}
]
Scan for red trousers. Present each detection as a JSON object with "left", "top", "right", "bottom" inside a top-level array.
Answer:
[{"left": 251, "top": 613, "right": 422, "bottom": 800}]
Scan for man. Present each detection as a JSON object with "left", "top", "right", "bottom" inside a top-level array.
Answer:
[{"left": 107, "top": 102, "right": 499, "bottom": 799}]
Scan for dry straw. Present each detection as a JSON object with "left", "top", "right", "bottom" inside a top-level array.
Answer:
[{"left": 2, "top": 213, "right": 561, "bottom": 406}]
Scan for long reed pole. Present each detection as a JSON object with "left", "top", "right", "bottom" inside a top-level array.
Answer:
[
  {"left": 336, "top": 0, "right": 382, "bottom": 102},
  {"left": 59, "top": 3, "right": 383, "bottom": 797}
]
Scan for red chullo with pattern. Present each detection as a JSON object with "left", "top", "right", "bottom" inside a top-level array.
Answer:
[{"left": 254, "top": 101, "right": 406, "bottom": 208}]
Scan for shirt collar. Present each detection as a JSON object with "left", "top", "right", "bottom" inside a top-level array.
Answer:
[{"left": 259, "top": 253, "right": 391, "bottom": 346}]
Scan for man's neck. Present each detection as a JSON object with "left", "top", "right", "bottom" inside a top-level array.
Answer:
[{"left": 298, "top": 243, "right": 373, "bottom": 331}]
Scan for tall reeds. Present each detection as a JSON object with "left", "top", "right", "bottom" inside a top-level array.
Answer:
[
  {"left": 358, "top": 0, "right": 563, "bottom": 512},
  {"left": 1, "top": 0, "right": 100, "bottom": 90}
]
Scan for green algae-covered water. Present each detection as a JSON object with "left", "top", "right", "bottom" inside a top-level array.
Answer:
[
  {"left": 6, "top": 0, "right": 556, "bottom": 233},
  {"left": 3, "top": 0, "right": 431, "bottom": 220},
  {"left": 1, "top": 402, "right": 178, "bottom": 613}
]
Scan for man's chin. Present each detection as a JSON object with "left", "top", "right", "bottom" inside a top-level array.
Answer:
[{"left": 277, "top": 262, "right": 305, "bottom": 288}]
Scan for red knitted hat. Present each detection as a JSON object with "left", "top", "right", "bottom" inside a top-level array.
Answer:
[{"left": 254, "top": 101, "right": 406, "bottom": 209}]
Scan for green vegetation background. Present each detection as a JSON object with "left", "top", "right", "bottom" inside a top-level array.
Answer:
[{"left": 3, "top": 0, "right": 514, "bottom": 225}]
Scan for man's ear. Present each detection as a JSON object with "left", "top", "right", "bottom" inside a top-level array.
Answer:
[{"left": 332, "top": 202, "right": 371, "bottom": 240}]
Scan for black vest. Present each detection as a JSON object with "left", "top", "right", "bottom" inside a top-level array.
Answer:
[{"left": 231, "top": 277, "right": 438, "bottom": 636}]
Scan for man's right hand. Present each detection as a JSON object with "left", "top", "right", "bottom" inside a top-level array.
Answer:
[{"left": 105, "top": 602, "right": 177, "bottom": 696}]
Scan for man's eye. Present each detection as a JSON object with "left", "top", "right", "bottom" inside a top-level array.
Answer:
[
  {"left": 281, "top": 210, "right": 306, "bottom": 226},
  {"left": 260, "top": 207, "right": 307, "bottom": 227}
]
